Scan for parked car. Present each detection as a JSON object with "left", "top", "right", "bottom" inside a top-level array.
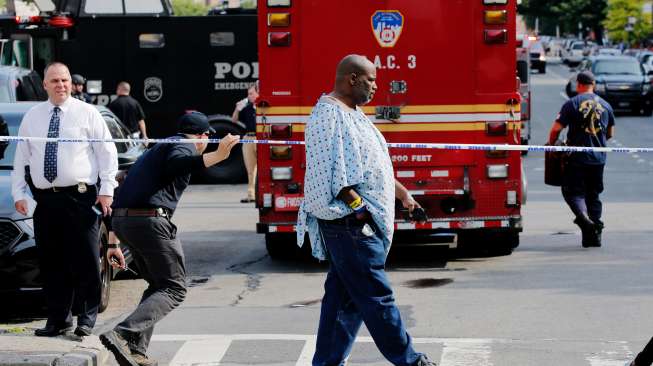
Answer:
[
  {"left": 0, "top": 102, "right": 144, "bottom": 312},
  {"left": 563, "top": 41, "right": 594, "bottom": 66},
  {"left": 596, "top": 48, "right": 622, "bottom": 57},
  {"left": 529, "top": 41, "right": 546, "bottom": 73},
  {"left": 0, "top": 66, "right": 47, "bottom": 103},
  {"left": 565, "top": 56, "right": 653, "bottom": 115}
]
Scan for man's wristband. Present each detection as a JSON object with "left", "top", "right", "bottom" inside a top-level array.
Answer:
[
  {"left": 349, "top": 197, "right": 363, "bottom": 210},
  {"left": 107, "top": 243, "right": 119, "bottom": 249},
  {"left": 353, "top": 201, "right": 367, "bottom": 214}
]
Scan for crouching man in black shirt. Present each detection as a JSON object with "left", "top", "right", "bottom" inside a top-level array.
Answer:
[{"left": 100, "top": 112, "right": 239, "bottom": 366}]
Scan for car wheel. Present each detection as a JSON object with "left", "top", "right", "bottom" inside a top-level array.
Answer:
[
  {"left": 643, "top": 106, "right": 653, "bottom": 116},
  {"left": 539, "top": 64, "right": 546, "bottom": 74},
  {"left": 195, "top": 117, "right": 247, "bottom": 184},
  {"left": 98, "top": 228, "right": 112, "bottom": 313},
  {"left": 565, "top": 83, "right": 575, "bottom": 98}
]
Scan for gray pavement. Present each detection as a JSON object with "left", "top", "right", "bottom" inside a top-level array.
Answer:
[{"left": 3, "top": 62, "right": 653, "bottom": 365}]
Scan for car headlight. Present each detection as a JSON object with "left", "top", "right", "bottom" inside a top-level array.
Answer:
[
  {"left": 539, "top": 55, "right": 546, "bottom": 61},
  {"left": 643, "top": 83, "right": 651, "bottom": 94},
  {"left": 595, "top": 83, "right": 606, "bottom": 93}
]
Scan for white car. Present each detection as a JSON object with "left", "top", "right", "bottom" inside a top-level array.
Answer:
[{"left": 564, "top": 41, "right": 593, "bottom": 66}]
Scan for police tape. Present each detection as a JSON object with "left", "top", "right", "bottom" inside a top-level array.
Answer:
[{"left": 0, "top": 135, "right": 650, "bottom": 154}]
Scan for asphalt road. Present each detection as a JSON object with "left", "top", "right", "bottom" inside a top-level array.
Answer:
[{"left": 7, "top": 61, "right": 653, "bottom": 366}]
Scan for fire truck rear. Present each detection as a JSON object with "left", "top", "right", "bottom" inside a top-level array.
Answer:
[{"left": 255, "top": 0, "right": 525, "bottom": 258}]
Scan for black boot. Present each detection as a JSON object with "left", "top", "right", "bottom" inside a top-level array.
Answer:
[{"left": 573, "top": 214, "right": 599, "bottom": 248}]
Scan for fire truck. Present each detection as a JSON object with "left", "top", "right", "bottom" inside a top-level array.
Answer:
[
  {"left": 255, "top": 0, "right": 525, "bottom": 257},
  {"left": 517, "top": 40, "right": 532, "bottom": 148},
  {"left": 0, "top": 0, "right": 258, "bottom": 183}
]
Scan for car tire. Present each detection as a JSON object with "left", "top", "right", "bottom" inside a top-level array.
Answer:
[
  {"left": 98, "top": 225, "right": 112, "bottom": 313},
  {"left": 265, "top": 233, "right": 297, "bottom": 259},
  {"left": 643, "top": 106, "right": 653, "bottom": 116},
  {"left": 565, "top": 83, "right": 576, "bottom": 98},
  {"left": 539, "top": 64, "right": 546, "bottom": 74},
  {"left": 195, "top": 116, "right": 247, "bottom": 184}
]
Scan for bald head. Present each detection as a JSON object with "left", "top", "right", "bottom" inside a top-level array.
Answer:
[
  {"left": 333, "top": 54, "right": 377, "bottom": 107},
  {"left": 116, "top": 81, "right": 131, "bottom": 95},
  {"left": 335, "top": 54, "right": 375, "bottom": 83}
]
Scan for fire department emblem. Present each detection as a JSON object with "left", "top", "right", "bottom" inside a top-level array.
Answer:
[
  {"left": 144, "top": 77, "right": 163, "bottom": 103},
  {"left": 371, "top": 10, "right": 404, "bottom": 48}
]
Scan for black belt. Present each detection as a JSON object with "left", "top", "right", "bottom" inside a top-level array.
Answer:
[
  {"left": 113, "top": 208, "right": 169, "bottom": 217},
  {"left": 323, "top": 213, "right": 359, "bottom": 226},
  {"left": 33, "top": 183, "right": 94, "bottom": 194}
]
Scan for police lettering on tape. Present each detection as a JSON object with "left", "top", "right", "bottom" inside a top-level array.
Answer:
[{"left": 0, "top": 135, "right": 650, "bottom": 154}]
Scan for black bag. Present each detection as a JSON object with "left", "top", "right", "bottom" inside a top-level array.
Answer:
[{"left": 544, "top": 141, "right": 567, "bottom": 186}]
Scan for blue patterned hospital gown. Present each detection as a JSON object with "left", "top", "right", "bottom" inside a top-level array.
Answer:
[{"left": 296, "top": 95, "right": 396, "bottom": 260}]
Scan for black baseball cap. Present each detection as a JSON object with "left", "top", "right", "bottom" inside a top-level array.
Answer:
[
  {"left": 576, "top": 71, "right": 595, "bottom": 85},
  {"left": 178, "top": 111, "right": 216, "bottom": 135}
]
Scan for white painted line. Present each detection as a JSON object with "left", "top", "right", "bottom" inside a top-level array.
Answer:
[
  {"left": 295, "top": 338, "right": 316, "bottom": 366},
  {"left": 169, "top": 336, "right": 232, "bottom": 366},
  {"left": 560, "top": 91, "right": 570, "bottom": 100},
  {"left": 439, "top": 339, "right": 493, "bottom": 366}
]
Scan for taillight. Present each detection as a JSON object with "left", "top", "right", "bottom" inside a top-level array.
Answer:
[
  {"left": 484, "top": 29, "right": 507, "bottom": 44},
  {"left": 267, "top": 0, "right": 291, "bottom": 7},
  {"left": 484, "top": 10, "right": 507, "bottom": 25},
  {"left": 486, "top": 150, "right": 508, "bottom": 158},
  {"left": 49, "top": 15, "right": 74, "bottom": 28},
  {"left": 15, "top": 15, "right": 42, "bottom": 24},
  {"left": 270, "top": 145, "right": 292, "bottom": 160},
  {"left": 487, "top": 164, "right": 509, "bottom": 179},
  {"left": 269, "top": 124, "right": 292, "bottom": 138},
  {"left": 268, "top": 32, "right": 291, "bottom": 47},
  {"left": 486, "top": 121, "right": 507, "bottom": 136},
  {"left": 271, "top": 167, "right": 293, "bottom": 181},
  {"left": 268, "top": 13, "right": 291, "bottom": 27}
]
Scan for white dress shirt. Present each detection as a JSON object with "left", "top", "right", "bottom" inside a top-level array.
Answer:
[{"left": 12, "top": 96, "right": 118, "bottom": 202}]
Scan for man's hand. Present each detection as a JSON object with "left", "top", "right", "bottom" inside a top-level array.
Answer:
[
  {"left": 204, "top": 134, "right": 240, "bottom": 167},
  {"left": 401, "top": 194, "right": 421, "bottom": 215},
  {"left": 107, "top": 247, "right": 125, "bottom": 269},
  {"left": 95, "top": 195, "right": 113, "bottom": 217},
  {"left": 15, "top": 200, "right": 28, "bottom": 215},
  {"left": 235, "top": 99, "right": 247, "bottom": 112}
]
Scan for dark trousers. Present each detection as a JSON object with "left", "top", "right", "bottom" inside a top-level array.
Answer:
[
  {"left": 33, "top": 189, "right": 101, "bottom": 328},
  {"left": 561, "top": 162, "right": 605, "bottom": 222},
  {"left": 112, "top": 216, "right": 187, "bottom": 355},
  {"left": 636, "top": 337, "right": 653, "bottom": 366},
  {"left": 313, "top": 219, "right": 420, "bottom": 366}
]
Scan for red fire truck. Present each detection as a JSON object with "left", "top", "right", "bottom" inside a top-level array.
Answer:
[{"left": 255, "top": 0, "right": 525, "bottom": 257}]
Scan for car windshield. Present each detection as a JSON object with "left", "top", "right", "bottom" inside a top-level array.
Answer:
[
  {"left": 0, "top": 114, "right": 22, "bottom": 168},
  {"left": 593, "top": 60, "right": 642, "bottom": 75},
  {"left": 103, "top": 116, "right": 131, "bottom": 153},
  {"left": 572, "top": 43, "right": 584, "bottom": 50}
]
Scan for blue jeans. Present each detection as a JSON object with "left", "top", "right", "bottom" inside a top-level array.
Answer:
[{"left": 312, "top": 218, "right": 421, "bottom": 366}]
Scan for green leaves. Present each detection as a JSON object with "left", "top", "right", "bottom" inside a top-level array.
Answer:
[
  {"left": 603, "top": 0, "right": 652, "bottom": 43},
  {"left": 171, "top": 0, "right": 210, "bottom": 16}
]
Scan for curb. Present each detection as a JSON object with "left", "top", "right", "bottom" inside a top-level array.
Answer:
[{"left": 0, "top": 335, "right": 110, "bottom": 366}]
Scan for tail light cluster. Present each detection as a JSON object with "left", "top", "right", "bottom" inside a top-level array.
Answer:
[
  {"left": 266, "top": 1, "right": 291, "bottom": 46},
  {"left": 483, "top": 0, "right": 509, "bottom": 44}
]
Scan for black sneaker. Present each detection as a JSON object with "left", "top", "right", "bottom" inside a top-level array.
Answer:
[
  {"left": 74, "top": 325, "right": 93, "bottom": 337},
  {"left": 99, "top": 330, "right": 139, "bottom": 366},
  {"left": 414, "top": 354, "right": 437, "bottom": 366}
]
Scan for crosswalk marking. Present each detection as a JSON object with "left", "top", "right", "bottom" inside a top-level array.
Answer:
[{"left": 151, "top": 334, "right": 633, "bottom": 366}]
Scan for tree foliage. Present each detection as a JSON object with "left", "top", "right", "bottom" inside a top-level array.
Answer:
[
  {"left": 519, "top": 0, "right": 608, "bottom": 40},
  {"left": 171, "top": 0, "right": 209, "bottom": 16},
  {"left": 603, "top": 0, "right": 651, "bottom": 43}
]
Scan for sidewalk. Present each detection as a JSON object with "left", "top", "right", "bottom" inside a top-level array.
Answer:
[{"left": 0, "top": 327, "right": 110, "bottom": 366}]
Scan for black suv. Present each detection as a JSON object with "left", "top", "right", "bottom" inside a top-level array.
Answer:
[
  {"left": 565, "top": 56, "right": 653, "bottom": 115},
  {"left": 0, "top": 102, "right": 144, "bottom": 312}
]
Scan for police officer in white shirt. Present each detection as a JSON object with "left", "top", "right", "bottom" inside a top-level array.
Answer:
[{"left": 11, "top": 62, "right": 118, "bottom": 337}]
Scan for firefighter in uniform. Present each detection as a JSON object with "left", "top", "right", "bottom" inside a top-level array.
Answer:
[{"left": 548, "top": 71, "right": 615, "bottom": 247}]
